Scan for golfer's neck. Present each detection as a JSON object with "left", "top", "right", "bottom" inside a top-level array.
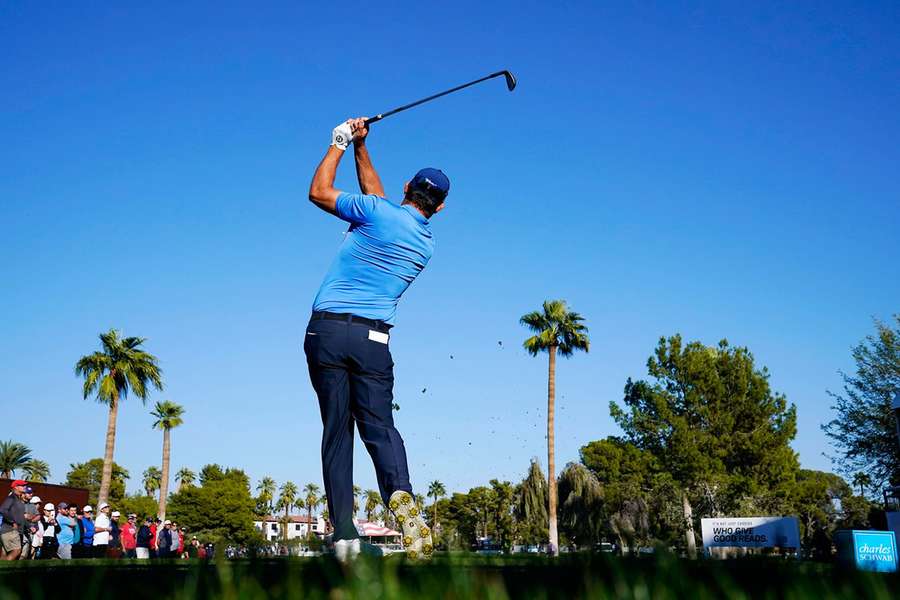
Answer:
[{"left": 401, "top": 200, "right": 429, "bottom": 219}]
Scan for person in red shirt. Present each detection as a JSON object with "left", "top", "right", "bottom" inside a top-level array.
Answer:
[
  {"left": 120, "top": 514, "right": 137, "bottom": 558},
  {"left": 177, "top": 527, "right": 186, "bottom": 558},
  {"left": 149, "top": 519, "right": 159, "bottom": 558}
]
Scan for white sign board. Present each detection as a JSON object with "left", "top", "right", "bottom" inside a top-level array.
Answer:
[{"left": 701, "top": 516, "right": 800, "bottom": 548}]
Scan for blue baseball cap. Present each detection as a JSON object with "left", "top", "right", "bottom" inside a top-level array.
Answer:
[{"left": 410, "top": 168, "right": 450, "bottom": 199}]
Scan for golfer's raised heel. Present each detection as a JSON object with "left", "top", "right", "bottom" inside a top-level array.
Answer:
[{"left": 388, "top": 490, "right": 434, "bottom": 560}]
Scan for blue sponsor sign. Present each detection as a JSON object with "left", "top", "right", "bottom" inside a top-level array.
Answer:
[{"left": 835, "top": 530, "right": 897, "bottom": 573}]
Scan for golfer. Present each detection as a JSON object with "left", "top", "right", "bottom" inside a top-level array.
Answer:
[{"left": 306, "top": 117, "right": 447, "bottom": 560}]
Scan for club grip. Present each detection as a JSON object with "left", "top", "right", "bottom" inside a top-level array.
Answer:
[{"left": 364, "top": 115, "right": 383, "bottom": 127}]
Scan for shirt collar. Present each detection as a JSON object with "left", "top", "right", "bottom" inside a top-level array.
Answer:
[{"left": 402, "top": 203, "right": 429, "bottom": 224}]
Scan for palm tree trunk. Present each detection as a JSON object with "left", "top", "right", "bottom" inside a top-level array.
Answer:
[
  {"left": 682, "top": 491, "right": 697, "bottom": 558},
  {"left": 158, "top": 428, "right": 171, "bottom": 521},
  {"left": 307, "top": 505, "right": 312, "bottom": 543},
  {"left": 98, "top": 391, "right": 119, "bottom": 506},
  {"left": 547, "top": 345, "right": 559, "bottom": 557},
  {"left": 432, "top": 497, "right": 438, "bottom": 531},
  {"left": 284, "top": 505, "right": 289, "bottom": 544}
]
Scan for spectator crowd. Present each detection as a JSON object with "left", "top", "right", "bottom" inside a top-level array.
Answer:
[{"left": 1, "top": 480, "right": 211, "bottom": 560}]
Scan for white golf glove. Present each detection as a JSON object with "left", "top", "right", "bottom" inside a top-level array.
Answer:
[{"left": 332, "top": 121, "right": 354, "bottom": 151}]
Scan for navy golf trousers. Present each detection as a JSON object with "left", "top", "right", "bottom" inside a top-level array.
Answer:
[{"left": 303, "top": 312, "right": 413, "bottom": 541}]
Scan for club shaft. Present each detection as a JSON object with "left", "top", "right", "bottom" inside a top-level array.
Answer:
[{"left": 365, "top": 71, "right": 508, "bottom": 125}]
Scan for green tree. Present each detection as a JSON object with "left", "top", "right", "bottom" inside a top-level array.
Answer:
[
  {"left": 168, "top": 464, "right": 261, "bottom": 546},
  {"left": 0, "top": 441, "right": 32, "bottom": 479},
  {"left": 22, "top": 459, "right": 51, "bottom": 483},
  {"left": 176, "top": 468, "right": 196, "bottom": 492},
  {"left": 66, "top": 459, "right": 130, "bottom": 506},
  {"left": 851, "top": 472, "right": 872, "bottom": 497},
  {"left": 75, "top": 329, "right": 163, "bottom": 506},
  {"left": 120, "top": 494, "right": 158, "bottom": 520},
  {"left": 515, "top": 459, "right": 549, "bottom": 546},
  {"left": 580, "top": 436, "right": 678, "bottom": 552},
  {"left": 303, "top": 483, "right": 321, "bottom": 542},
  {"left": 427, "top": 481, "right": 446, "bottom": 531},
  {"left": 364, "top": 490, "right": 382, "bottom": 522},
  {"left": 789, "top": 469, "right": 851, "bottom": 558},
  {"left": 823, "top": 316, "right": 900, "bottom": 487},
  {"left": 611, "top": 335, "right": 798, "bottom": 557},
  {"left": 458, "top": 487, "right": 496, "bottom": 541},
  {"left": 838, "top": 494, "right": 877, "bottom": 531},
  {"left": 151, "top": 400, "right": 184, "bottom": 521},
  {"left": 199, "top": 464, "right": 225, "bottom": 485},
  {"left": 557, "top": 462, "right": 604, "bottom": 549},
  {"left": 277, "top": 482, "right": 298, "bottom": 543},
  {"left": 489, "top": 479, "right": 517, "bottom": 551},
  {"left": 520, "top": 299, "right": 590, "bottom": 556},
  {"left": 143, "top": 466, "right": 162, "bottom": 498},
  {"left": 257, "top": 476, "right": 276, "bottom": 513}
]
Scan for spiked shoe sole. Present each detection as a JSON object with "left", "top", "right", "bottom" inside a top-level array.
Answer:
[{"left": 388, "top": 490, "right": 433, "bottom": 560}]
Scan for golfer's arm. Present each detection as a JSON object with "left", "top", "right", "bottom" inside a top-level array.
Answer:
[
  {"left": 308, "top": 146, "right": 345, "bottom": 215},
  {"left": 353, "top": 142, "right": 385, "bottom": 197}
]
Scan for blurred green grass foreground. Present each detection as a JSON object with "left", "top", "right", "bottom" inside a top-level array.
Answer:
[{"left": 0, "top": 553, "right": 898, "bottom": 600}]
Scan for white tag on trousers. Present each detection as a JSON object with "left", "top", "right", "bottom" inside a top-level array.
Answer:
[{"left": 368, "top": 330, "right": 389, "bottom": 344}]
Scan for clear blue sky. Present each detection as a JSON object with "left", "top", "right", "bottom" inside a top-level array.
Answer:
[{"left": 2, "top": 2, "right": 898, "bottom": 499}]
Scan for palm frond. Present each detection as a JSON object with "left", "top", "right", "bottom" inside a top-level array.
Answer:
[
  {"left": 75, "top": 329, "right": 163, "bottom": 406},
  {"left": 0, "top": 441, "right": 33, "bottom": 478},
  {"left": 152, "top": 400, "right": 185, "bottom": 430},
  {"left": 520, "top": 299, "right": 591, "bottom": 357}
]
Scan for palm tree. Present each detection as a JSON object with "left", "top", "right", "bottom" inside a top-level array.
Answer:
[
  {"left": 257, "top": 476, "right": 277, "bottom": 513},
  {"left": 303, "top": 483, "right": 321, "bottom": 542},
  {"left": 520, "top": 300, "right": 590, "bottom": 556},
  {"left": 143, "top": 466, "right": 162, "bottom": 498},
  {"left": 151, "top": 400, "right": 185, "bottom": 520},
  {"left": 75, "top": 329, "right": 163, "bottom": 506},
  {"left": 175, "top": 468, "right": 196, "bottom": 492},
  {"left": 364, "top": 490, "right": 382, "bottom": 521},
  {"left": 320, "top": 494, "right": 329, "bottom": 526},
  {"left": 277, "top": 482, "right": 298, "bottom": 543},
  {"left": 352, "top": 484, "right": 362, "bottom": 515},
  {"left": 0, "top": 441, "right": 32, "bottom": 478},
  {"left": 22, "top": 459, "right": 50, "bottom": 483},
  {"left": 427, "top": 480, "right": 446, "bottom": 530},
  {"left": 852, "top": 472, "right": 872, "bottom": 497}
]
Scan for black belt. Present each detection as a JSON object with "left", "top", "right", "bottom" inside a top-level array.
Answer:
[{"left": 311, "top": 311, "right": 392, "bottom": 332}]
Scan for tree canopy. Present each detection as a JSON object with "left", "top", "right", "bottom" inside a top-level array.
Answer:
[
  {"left": 823, "top": 315, "right": 900, "bottom": 488},
  {"left": 0, "top": 441, "right": 36, "bottom": 479},
  {"left": 66, "top": 459, "right": 130, "bottom": 506},
  {"left": 611, "top": 335, "right": 799, "bottom": 514},
  {"left": 167, "top": 464, "right": 260, "bottom": 546}
]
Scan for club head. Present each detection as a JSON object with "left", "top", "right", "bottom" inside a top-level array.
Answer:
[{"left": 503, "top": 70, "right": 517, "bottom": 91}]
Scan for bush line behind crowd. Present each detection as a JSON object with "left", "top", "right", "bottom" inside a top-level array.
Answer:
[{"left": 0, "top": 479, "right": 211, "bottom": 561}]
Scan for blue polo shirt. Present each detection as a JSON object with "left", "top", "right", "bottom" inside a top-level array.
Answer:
[
  {"left": 81, "top": 517, "right": 95, "bottom": 546},
  {"left": 312, "top": 193, "right": 434, "bottom": 324},
  {"left": 57, "top": 515, "right": 77, "bottom": 545}
]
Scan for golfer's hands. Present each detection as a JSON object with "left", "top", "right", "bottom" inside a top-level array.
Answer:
[
  {"left": 349, "top": 117, "right": 369, "bottom": 144},
  {"left": 332, "top": 121, "right": 354, "bottom": 151}
]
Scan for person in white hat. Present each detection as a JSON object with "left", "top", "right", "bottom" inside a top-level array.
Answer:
[
  {"left": 93, "top": 502, "right": 112, "bottom": 558},
  {"left": 158, "top": 520, "right": 173, "bottom": 558},
  {"left": 39, "top": 503, "right": 58, "bottom": 560},
  {"left": 109, "top": 510, "right": 122, "bottom": 558},
  {"left": 25, "top": 496, "right": 44, "bottom": 559}
]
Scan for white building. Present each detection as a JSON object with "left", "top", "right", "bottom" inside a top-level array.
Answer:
[{"left": 253, "top": 514, "right": 327, "bottom": 543}]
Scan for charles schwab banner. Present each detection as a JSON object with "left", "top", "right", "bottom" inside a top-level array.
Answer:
[{"left": 701, "top": 517, "right": 800, "bottom": 548}]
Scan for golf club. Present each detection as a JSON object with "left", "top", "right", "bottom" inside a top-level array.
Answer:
[{"left": 364, "top": 70, "right": 516, "bottom": 126}]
